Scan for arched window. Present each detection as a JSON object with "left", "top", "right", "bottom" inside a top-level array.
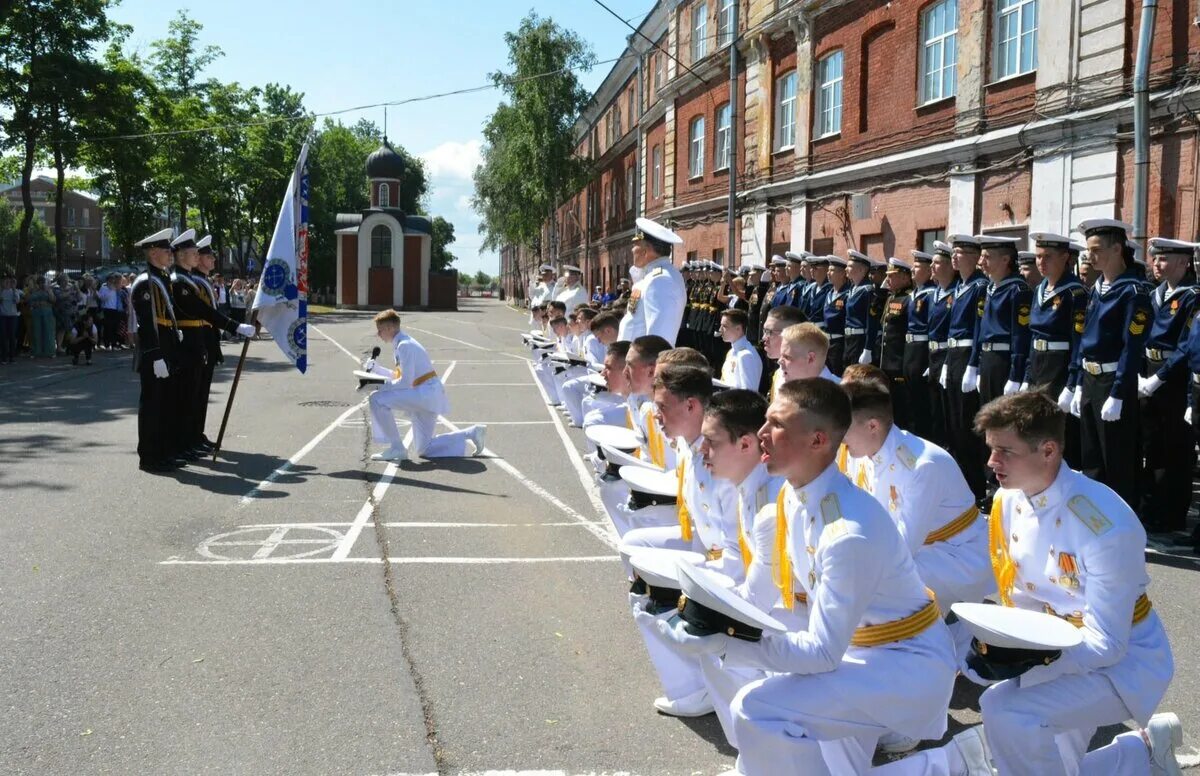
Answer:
[
  {"left": 370, "top": 225, "right": 392, "bottom": 267},
  {"left": 378, "top": 182, "right": 391, "bottom": 208}
]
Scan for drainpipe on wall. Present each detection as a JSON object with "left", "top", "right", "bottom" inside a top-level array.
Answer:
[
  {"left": 726, "top": 0, "right": 740, "bottom": 269},
  {"left": 1132, "top": 0, "right": 1158, "bottom": 248}
]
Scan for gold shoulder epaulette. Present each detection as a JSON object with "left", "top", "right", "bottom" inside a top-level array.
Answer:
[
  {"left": 1067, "top": 495, "right": 1113, "bottom": 536},
  {"left": 896, "top": 445, "right": 917, "bottom": 471},
  {"left": 820, "top": 492, "right": 842, "bottom": 525}
]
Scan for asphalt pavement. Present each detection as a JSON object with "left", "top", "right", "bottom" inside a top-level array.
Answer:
[{"left": 2, "top": 297, "right": 1197, "bottom": 775}]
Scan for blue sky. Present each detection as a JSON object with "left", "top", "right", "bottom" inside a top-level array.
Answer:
[{"left": 106, "top": 0, "right": 651, "bottom": 276}]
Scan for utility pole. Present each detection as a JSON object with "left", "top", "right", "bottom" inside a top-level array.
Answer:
[{"left": 726, "top": 0, "right": 740, "bottom": 270}]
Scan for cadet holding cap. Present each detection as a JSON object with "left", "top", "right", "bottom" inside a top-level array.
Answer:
[
  {"left": 1025, "top": 231, "right": 1089, "bottom": 469},
  {"left": 620, "top": 218, "right": 686, "bottom": 344},
  {"left": 904, "top": 250, "right": 938, "bottom": 440},
  {"left": 947, "top": 391, "right": 1180, "bottom": 776},
  {"left": 1069, "top": 219, "right": 1152, "bottom": 509},
  {"left": 1135, "top": 237, "right": 1199, "bottom": 534}
]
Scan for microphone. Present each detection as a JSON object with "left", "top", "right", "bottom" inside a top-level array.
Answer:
[{"left": 359, "top": 346, "right": 384, "bottom": 390}]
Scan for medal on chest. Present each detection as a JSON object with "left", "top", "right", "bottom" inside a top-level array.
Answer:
[{"left": 628, "top": 288, "right": 642, "bottom": 314}]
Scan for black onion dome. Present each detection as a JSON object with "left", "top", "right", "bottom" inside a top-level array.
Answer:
[{"left": 366, "top": 140, "right": 406, "bottom": 180}]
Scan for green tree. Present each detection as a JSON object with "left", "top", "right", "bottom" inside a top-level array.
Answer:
[
  {"left": 430, "top": 215, "right": 457, "bottom": 272},
  {"left": 473, "top": 11, "right": 594, "bottom": 281},
  {"left": 473, "top": 270, "right": 492, "bottom": 288}
]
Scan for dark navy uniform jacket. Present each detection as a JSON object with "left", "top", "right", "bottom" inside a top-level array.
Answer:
[
  {"left": 805, "top": 281, "right": 831, "bottom": 325},
  {"left": 786, "top": 280, "right": 812, "bottom": 310},
  {"left": 906, "top": 281, "right": 937, "bottom": 337},
  {"left": 969, "top": 274, "right": 1033, "bottom": 381},
  {"left": 1145, "top": 281, "right": 1199, "bottom": 381},
  {"left": 845, "top": 279, "right": 883, "bottom": 343},
  {"left": 1071, "top": 269, "right": 1153, "bottom": 395},
  {"left": 1022, "top": 273, "right": 1087, "bottom": 386},
  {"left": 947, "top": 270, "right": 989, "bottom": 342},
  {"left": 823, "top": 282, "right": 851, "bottom": 336},
  {"left": 927, "top": 281, "right": 958, "bottom": 344}
]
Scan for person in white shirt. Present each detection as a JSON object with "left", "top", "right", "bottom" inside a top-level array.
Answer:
[
  {"left": 554, "top": 265, "right": 589, "bottom": 315},
  {"left": 532, "top": 315, "right": 570, "bottom": 404},
  {"left": 581, "top": 340, "right": 633, "bottom": 430},
  {"left": 619, "top": 218, "right": 686, "bottom": 344},
  {"left": 778, "top": 323, "right": 840, "bottom": 384},
  {"left": 894, "top": 391, "right": 1179, "bottom": 776},
  {"left": 759, "top": 305, "right": 807, "bottom": 400},
  {"left": 560, "top": 310, "right": 621, "bottom": 426},
  {"left": 365, "top": 309, "right": 486, "bottom": 461},
  {"left": 718, "top": 309, "right": 763, "bottom": 390},
  {"left": 0, "top": 275, "right": 22, "bottom": 364}
]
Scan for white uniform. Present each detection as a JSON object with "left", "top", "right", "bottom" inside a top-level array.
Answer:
[
  {"left": 618, "top": 257, "right": 686, "bottom": 344},
  {"left": 623, "top": 438, "right": 739, "bottom": 701},
  {"left": 967, "top": 465, "right": 1171, "bottom": 775},
  {"left": 555, "top": 282, "right": 589, "bottom": 316},
  {"left": 367, "top": 332, "right": 476, "bottom": 458},
  {"left": 722, "top": 463, "right": 956, "bottom": 775},
  {"left": 720, "top": 336, "right": 764, "bottom": 390},
  {"left": 841, "top": 427, "right": 994, "bottom": 617},
  {"left": 560, "top": 334, "right": 609, "bottom": 426}
]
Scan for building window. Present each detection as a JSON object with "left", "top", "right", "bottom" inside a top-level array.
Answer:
[
  {"left": 717, "top": 0, "right": 735, "bottom": 47},
  {"left": 614, "top": 103, "right": 622, "bottom": 138},
  {"left": 995, "top": 0, "right": 1037, "bottom": 79},
  {"left": 919, "top": 228, "right": 946, "bottom": 255},
  {"left": 626, "top": 163, "right": 636, "bottom": 211},
  {"left": 378, "top": 183, "right": 390, "bottom": 208},
  {"left": 82, "top": 208, "right": 90, "bottom": 227},
  {"left": 688, "top": 116, "right": 706, "bottom": 179},
  {"left": 713, "top": 247, "right": 725, "bottom": 267},
  {"left": 627, "top": 89, "right": 636, "bottom": 127},
  {"left": 815, "top": 51, "right": 844, "bottom": 139},
  {"left": 67, "top": 207, "right": 76, "bottom": 226},
  {"left": 651, "top": 145, "right": 663, "bottom": 199},
  {"left": 687, "top": 250, "right": 698, "bottom": 263},
  {"left": 715, "top": 103, "right": 732, "bottom": 171},
  {"left": 72, "top": 234, "right": 85, "bottom": 251},
  {"left": 653, "top": 52, "right": 664, "bottom": 94},
  {"left": 920, "top": 0, "right": 958, "bottom": 103},
  {"left": 691, "top": 2, "right": 708, "bottom": 63},
  {"left": 774, "top": 70, "right": 798, "bottom": 150},
  {"left": 370, "top": 225, "right": 392, "bottom": 267}
]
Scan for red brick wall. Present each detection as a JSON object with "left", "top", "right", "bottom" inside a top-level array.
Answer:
[
  {"left": 808, "top": 0, "right": 956, "bottom": 172},
  {"left": 677, "top": 218, "right": 738, "bottom": 265},
  {"left": 769, "top": 209, "right": 791, "bottom": 255},
  {"left": 341, "top": 234, "right": 358, "bottom": 306},
  {"left": 809, "top": 177, "right": 950, "bottom": 256},
  {"left": 1125, "top": 0, "right": 1200, "bottom": 84},
  {"left": 674, "top": 76, "right": 746, "bottom": 208},
  {"left": 645, "top": 118, "right": 667, "bottom": 215},
  {"left": 1116, "top": 132, "right": 1200, "bottom": 240}
]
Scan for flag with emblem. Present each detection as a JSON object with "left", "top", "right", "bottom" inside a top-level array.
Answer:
[{"left": 252, "top": 140, "right": 310, "bottom": 373}]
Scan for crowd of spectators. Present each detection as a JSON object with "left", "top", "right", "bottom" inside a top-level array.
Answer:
[{"left": 0, "top": 269, "right": 261, "bottom": 367}]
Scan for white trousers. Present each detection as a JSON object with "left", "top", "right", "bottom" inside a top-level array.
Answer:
[
  {"left": 368, "top": 388, "right": 472, "bottom": 458},
  {"left": 555, "top": 366, "right": 588, "bottom": 420},
  {"left": 560, "top": 375, "right": 595, "bottom": 426},
  {"left": 701, "top": 655, "right": 765, "bottom": 749},
  {"left": 634, "top": 605, "right": 707, "bottom": 701},
  {"left": 534, "top": 360, "right": 562, "bottom": 404},
  {"left": 604, "top": 501, "right": 678, "bottom": 540}
]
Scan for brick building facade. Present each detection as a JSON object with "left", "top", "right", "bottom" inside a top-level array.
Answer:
[
  {"left": 1, "top": 176, "right": 108, "bottom": 269},
  {"left": 500, "top": 0, "right": 1200, "bottom": 301}
]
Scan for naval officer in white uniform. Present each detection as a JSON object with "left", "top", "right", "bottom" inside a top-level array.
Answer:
[{"left": 619, "top": 218, "right": 686, "bottom": 344}]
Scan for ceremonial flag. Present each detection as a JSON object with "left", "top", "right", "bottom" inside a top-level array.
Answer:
[{"left": 253, "top": 141, "right": 310, "bottom": 373}]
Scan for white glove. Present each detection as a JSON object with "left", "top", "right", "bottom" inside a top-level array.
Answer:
[
  {"left": 922, "top": 368, "right": 930, "bottom": 379},
  {"left": 176, "top": 330, "right": 183, "bottom": 342},
  {"left": 939, "top": 364, "right": 949, "bottom": 389},
  {"left": 959, "top": 660, "right": 1003, "bottom": 688},
  {"left": 1186, "top": 406, "right": 1193, "bottom": 425},
  {"left": 363, "top": 358, "right": 376, "bottom": 372},
  {"left": 1138, "top": 374, "right": 1163, "bottom": 398},
  {"left": 961, "top": 366, "right": 979, "bottom": 393},
  {"left": 1003, "top": 380, "right": 1021, "bottom": 395},
  {"left": 652, "top": 617, "right": 729, "bottom": 656},
  {"left": 858, "top": 349, "right": 872, "bottom": 365},
  {"left": 1056, "top": 387, "right": 1074, "bottom": 413},
  {"left": 152, "top": 359, "right": 169, "bottom": 379},
  {"left": 1100, "top": 396, "right": 1123, "bottom": 422},
  {"left": 1019, "top": 382, "right": 1030, "bottom": 393},
  {"left": 236, "top": 323, "right": 255, "bottom": 338},
  {"left": 1070, "top": 387, "right": 1082, "bottom": 417}
]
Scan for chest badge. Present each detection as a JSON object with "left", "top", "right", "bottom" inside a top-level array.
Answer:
[
  {"left": 1058, "top": 552, "right": 1080, "bottom": 589},
  {"left": 628, "top": 289, "right": 642, "bottom": 314}
]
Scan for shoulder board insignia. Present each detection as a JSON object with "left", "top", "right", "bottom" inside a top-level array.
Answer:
[
  {"left": 1071, "top": 286, "right": 1086, "bottom": 298},
  {"left": 819, "top": 492, "right": 842, "bottom": 525},
  {"left": 821, "top": 518, "right": 848, "bottom": 542},
  {"left": 648, "top": 268, "right": 666, "bottom": 279},
  {"left": 1018, "top": 304, "right": 1031, "bottom": 326},
  {"left": 1067, "top": 495, "right": 1113, "bottom": 536},
  {"left": 896, "top": 445, "right": 917, "bottom": 471}
]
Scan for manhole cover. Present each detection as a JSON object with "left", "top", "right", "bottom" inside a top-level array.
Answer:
[{"left": 298, "top": 400, "right": 353, "bottom": 407}]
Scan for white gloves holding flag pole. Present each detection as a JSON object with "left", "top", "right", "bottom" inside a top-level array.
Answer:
[{"left": 236, "top": 323, "right": 256, "bottom": 338}]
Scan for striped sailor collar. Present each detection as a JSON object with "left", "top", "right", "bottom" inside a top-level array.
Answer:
[
  {"left": 1037, "top": 274, "right": 1082, "bottom": 304},
  {"left": 1155, "top": 280, "right": 1196, "bottom": 304},
  {"left": 988, "top": 274, "right": 1027, "bottom": 294}
]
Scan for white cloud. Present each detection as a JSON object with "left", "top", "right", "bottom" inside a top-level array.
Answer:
[
  {"left": 454, "top": 194, "right": 473, "bottom": 211},
  {"left": 420, "top": 138, "right": 483, "bottom": 182}
]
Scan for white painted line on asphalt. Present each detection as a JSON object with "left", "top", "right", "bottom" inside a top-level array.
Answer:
[
  {"left": 161, "top": 556, "right": 619, "bottom": 566},
  {"left": 524, "top": 359, "right": 613, "bottom": 530},
  {"left": 419, "top": 314, "right": 530, "bottom": 333},
  {"left": 450, "top": 382, "right": 539, "bottom": 387},
  {"left": 310, "top": 323, "right": 361, "bottom": 363},
  {"left": 431, "top": 360, "right": 529, "bottom": 364},
  {"left": 239, "top": 399, "right": 368, "bottom": 505},
  {"left": 406, "top": 326, "right": 530, "bottom": 362},
  {"left": 447, "top": 420, "right": 553, "bottom": 426}
]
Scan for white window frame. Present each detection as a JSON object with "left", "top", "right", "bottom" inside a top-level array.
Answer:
[
  {"left": 715, "top": 103, "right": 732, "bottom": 171},
  {"left": 614, "top": 103, "right": 622, "bottom": 138},
  {"left": 651, "top": 145, "right": 663, "bottom": 199},
  {"left": 688, "top": 116, "right": 706, "bottom": 179},
  {"left": 378, "top": 183, "right": 390, "bottom": 208},
  {"left": 82, "top": 208, "right": 90, "bottom": 227},
  {"left": 774, "top": 70, "right": 798, "bottom": 151},
  {"left": 995, "top": 0, "right": 1037, "bottom": 80},
  {"left": 815, "top": 51, "right": 843, "bottom": 139},
  {"left": 626, "top": 163, "right": 636, "bottom": 210},
  {"left": 691, "top": 2, "right": 708, "bottom": 63},
  {"left": 717, "top": 0, "right": 735, "bottom": 48},
  {"left": 920, "top": 0, "right": 958, "bottom": 104}
]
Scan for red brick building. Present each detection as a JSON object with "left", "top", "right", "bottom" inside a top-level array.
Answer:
[
  {"left": 500, "top": 0, "right": 1200, "bottom": 300},
  {"left": 2, "top": 176, "right": 108, "bottom": 269}
]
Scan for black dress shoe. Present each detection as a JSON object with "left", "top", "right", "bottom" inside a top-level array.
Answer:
[
  {"left": 167, "top": 456, "right": 189, "bottom": 468},
  {"left": 139, "top": 461, "right": 175, "bottom": 474}
]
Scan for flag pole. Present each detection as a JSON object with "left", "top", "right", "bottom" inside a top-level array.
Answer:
[{"left": 212, "top": 309, "right": 258, "bottom": 461}]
